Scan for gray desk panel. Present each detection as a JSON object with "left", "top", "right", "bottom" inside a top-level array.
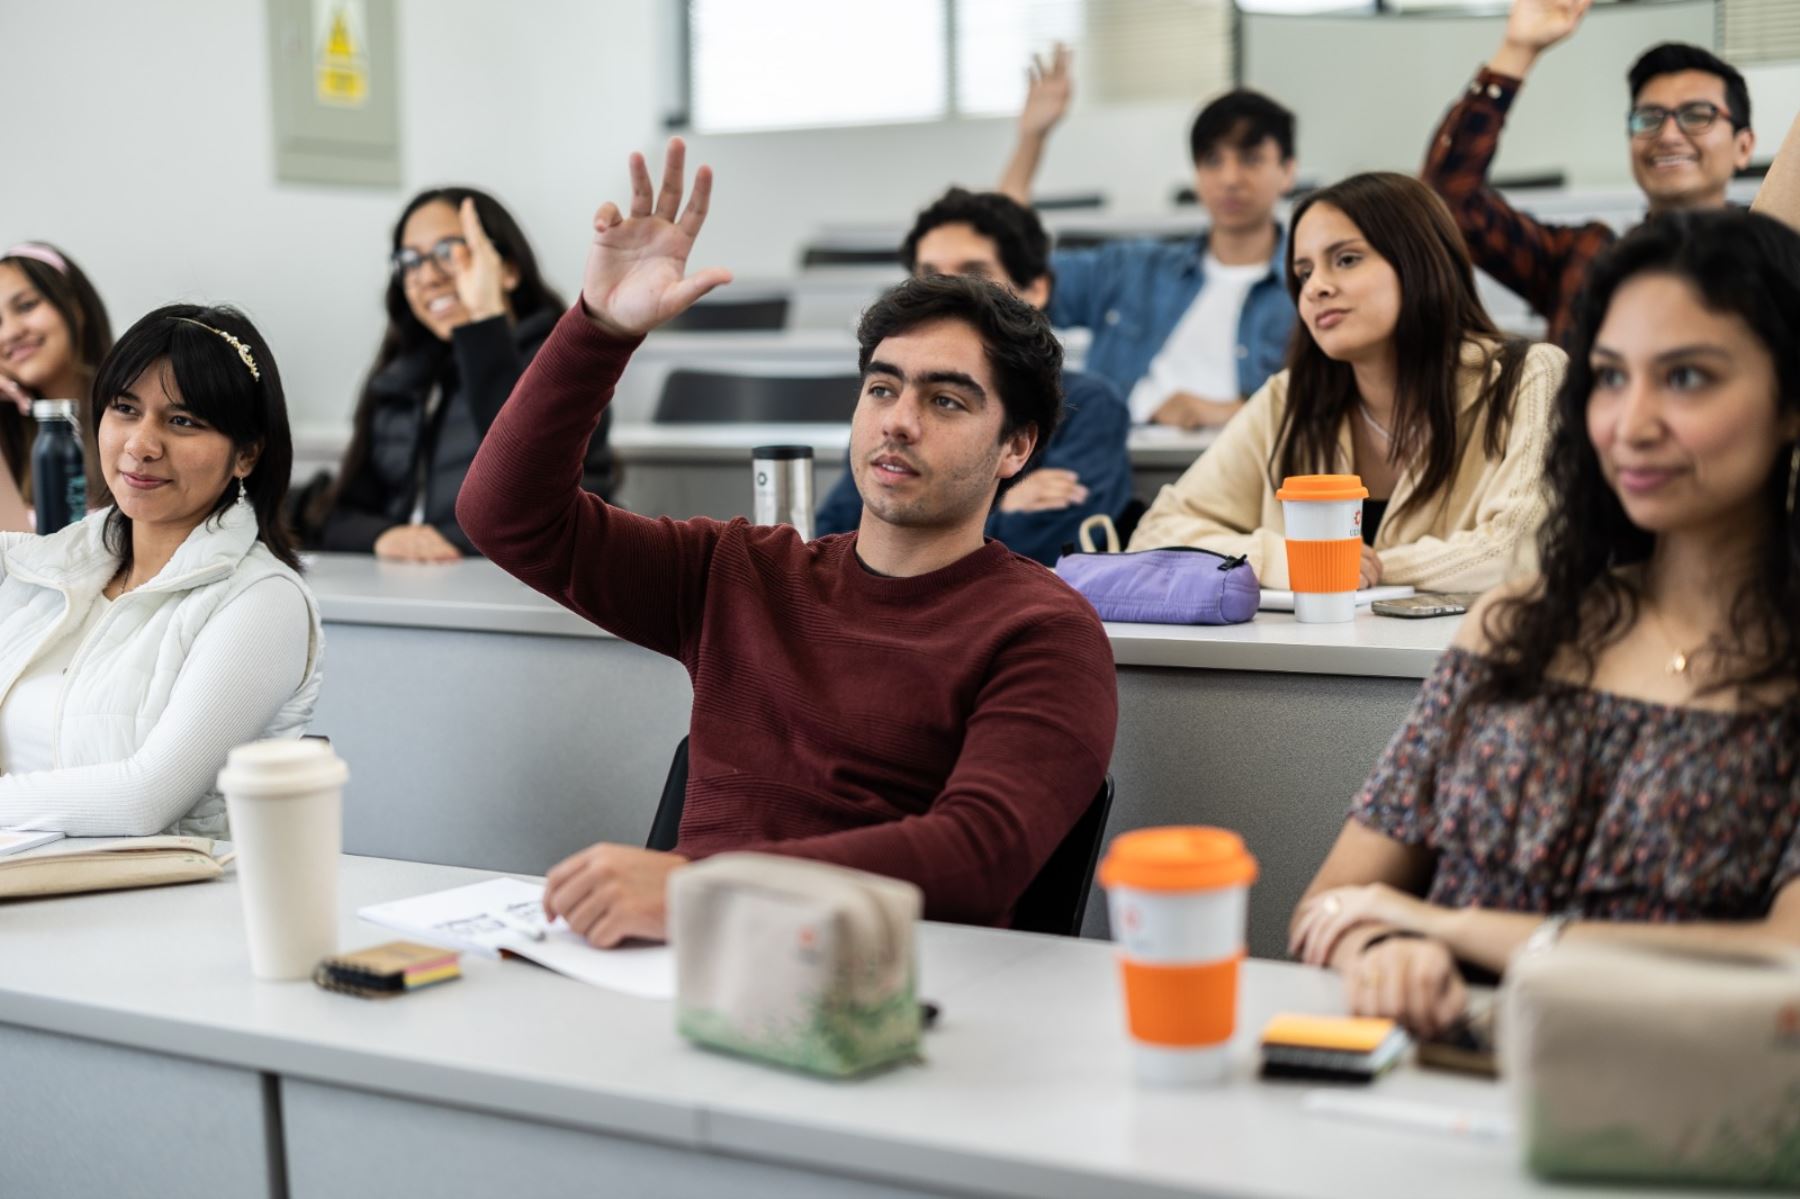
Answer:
[
  {"left": 0, "top": 1022, "right": 276, "bottom": 1199},
  {"left": 1106, "top": 667, "right": 1415, "bottom": 958},
  {"left": 313, "top": 623, "right": 693, "bottom": 871},
  {"left": 284, "top": 1078, "right": 968, "bottom": 1199}
]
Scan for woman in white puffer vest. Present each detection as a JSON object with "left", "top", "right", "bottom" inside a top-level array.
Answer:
[{"left": 0, "top": 304, "right": 322, "bottom": 837}]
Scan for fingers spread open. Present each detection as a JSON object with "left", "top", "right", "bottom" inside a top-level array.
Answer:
[
  {"left": 677, "top": 164, "right": 714, "bottom": 240},
  {"left": 655, "top": 137, "right": 687, "bottom": 223},
  {"left": 628, "top": 151, "right": 655, "bottom": 218}
]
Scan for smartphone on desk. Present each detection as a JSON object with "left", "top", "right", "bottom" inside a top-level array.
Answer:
[{"left": 1371, "top": 592, "right": 1481, "bottom": 619}]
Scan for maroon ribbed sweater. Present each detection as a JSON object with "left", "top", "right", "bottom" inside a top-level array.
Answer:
[{"left": 458, "top": 307, "right": 1118, "bottom": 925}]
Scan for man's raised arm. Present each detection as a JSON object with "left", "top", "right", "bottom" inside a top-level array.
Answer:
[{"left": 458, "top": 139, "right": 734, "bottom": 659}]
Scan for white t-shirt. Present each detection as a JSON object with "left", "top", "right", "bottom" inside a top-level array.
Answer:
[{"left": 1127, "top": 254, "right": 1269, "bottom": 423}]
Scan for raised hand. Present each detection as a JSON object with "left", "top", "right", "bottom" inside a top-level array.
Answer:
[
  {"left": 1500, "top": 0, "right": 1592, "bottom": 59},
  {"left": 451, "top": 198, "right": 509, "bottom": 323},
  {"left": 581, "top": 138, "right": 732, "bottom": 339},
  {"left": 1019, "top": 43, "right": 1073, "bottom": 139}
]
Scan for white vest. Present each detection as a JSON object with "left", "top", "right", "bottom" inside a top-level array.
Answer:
[{"left": 0, "top": 504, "right": 324, "bottom": 837}]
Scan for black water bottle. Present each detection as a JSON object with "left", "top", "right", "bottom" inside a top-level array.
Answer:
[{"left": 31, "top": 400, "right": 86, "bottom": 534}]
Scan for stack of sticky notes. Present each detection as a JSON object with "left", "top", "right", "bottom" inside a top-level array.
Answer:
[
  {"left": 313, "top": 941, "right": 462, "bottom": 999},
  {"left": 1259, "top": 1014, "right": 1410, "bottom": 1083}
]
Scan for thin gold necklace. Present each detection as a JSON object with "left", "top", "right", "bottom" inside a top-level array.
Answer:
[{"left": 1642, "top": 599, "right": 1704, "bottom": 676}]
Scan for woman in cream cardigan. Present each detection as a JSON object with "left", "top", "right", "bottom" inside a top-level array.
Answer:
[
  {"left": 0, "top": 304, "right": 322, "bottom": 837},
  {"left": 1130, "top": 172, "right": 1566, "bottom": 593}
]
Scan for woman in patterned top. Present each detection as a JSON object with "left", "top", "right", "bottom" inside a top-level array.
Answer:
[{"left": 1288, "top": 210, "right": 1800, "bottom": 1037}]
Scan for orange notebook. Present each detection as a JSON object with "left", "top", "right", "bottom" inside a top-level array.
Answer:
[{"left": 1260, "top": 1014, "right": 1409, "bottom": 1082}]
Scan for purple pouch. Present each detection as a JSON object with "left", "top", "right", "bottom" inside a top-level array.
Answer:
[{"left": 1054, "top": 546, "right": 1260, "bottom": 625}]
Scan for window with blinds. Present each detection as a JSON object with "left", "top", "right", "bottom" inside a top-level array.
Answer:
[
  {"left": 684, "top": 0, "right": 1236, "bottom": 134},
  {"left": 1719, "top": 0, "right": 1800, "bottom": 65}
]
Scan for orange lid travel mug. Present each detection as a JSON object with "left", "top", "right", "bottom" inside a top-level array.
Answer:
[
  {"left": 1099, "top": 827, "right": 1258, "bottom": 1085},
  {"left": 1276, "top": 474, "right": 1369, "bottom": 624}
]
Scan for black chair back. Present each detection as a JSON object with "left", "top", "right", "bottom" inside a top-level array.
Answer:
[
  {"left": 661, "top": 296, "right": 789, "bottom": 333},
  {"left": 646, "top": 737, "right": 690, "bottom": 853},
  {"left": 653, "top": 370, "right": 860, "bottom": 424},
  {"left": 645, "top": 736, "right": 1114, "bottom": 938}
]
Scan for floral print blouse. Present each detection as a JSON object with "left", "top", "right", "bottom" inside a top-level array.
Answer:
[{"left": 1352, "top": 648, "right": 1800, "bottom": 922}]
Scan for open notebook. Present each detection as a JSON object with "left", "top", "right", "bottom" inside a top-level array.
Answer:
[
  {"left": 1258, "top": 585, "right": 1414, "bottom": 612},
  {"left": 359, "top": 876, "right": 675, "bottom": 1000}
]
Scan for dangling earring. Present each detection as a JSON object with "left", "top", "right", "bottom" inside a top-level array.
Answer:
[{"left": 236, "top": 477, "right": 249, "bottom": 509}]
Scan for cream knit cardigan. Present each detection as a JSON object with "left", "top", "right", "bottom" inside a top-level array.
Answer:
[{"left": 1129, "top": 339, "right": 1567, "bottom": 592}]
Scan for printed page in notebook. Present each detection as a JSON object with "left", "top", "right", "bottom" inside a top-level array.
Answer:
[{"left": 357, "top": 876, "right": 675, "bottom": 1000}]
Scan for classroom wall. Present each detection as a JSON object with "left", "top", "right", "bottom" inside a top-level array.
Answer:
[
  {"left": 7, "top": 0, "right": 1798, "bottom": 441},
  {"left": 2, "top": 0, "right": 660, "bottom": 440}
]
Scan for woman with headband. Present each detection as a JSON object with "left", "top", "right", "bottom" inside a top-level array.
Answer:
[
  {"left": 0, "top": 242, "right": 113, "bottom": 513},
  {"left": 0, "top": 304, "right": 322, "bottom": 837},
  {"left": 317, "top": 187, "right": 615, "bottom": 561}
]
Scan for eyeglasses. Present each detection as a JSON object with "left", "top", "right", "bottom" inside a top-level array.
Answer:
[
  {"left": 390, "top": 236, "right": 467, "bottom": 281},
  {"left": 1627, "top": 101, "right": 1733, "bottom": 139}
]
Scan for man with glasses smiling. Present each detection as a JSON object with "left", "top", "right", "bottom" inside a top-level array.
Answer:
[{"left": 1423, "top": 0, "right": 1754, "bottom": 345}]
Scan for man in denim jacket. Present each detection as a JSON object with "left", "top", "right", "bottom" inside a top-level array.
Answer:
[{"left": 1000, "top": 54, "right": 1298, "bottom": 430}]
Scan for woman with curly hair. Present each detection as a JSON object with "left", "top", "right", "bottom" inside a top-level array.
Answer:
[{"left": 1288, "top": 210, "right": 1800, "bottom": 1036}]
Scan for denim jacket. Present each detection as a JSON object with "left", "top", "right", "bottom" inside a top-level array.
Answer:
[
  {"left": 1049, "top": 228, "right": 1295, "bottom": 403},
  {"left": 815, "top": 370, "right": 1131, "bottom": 567}
]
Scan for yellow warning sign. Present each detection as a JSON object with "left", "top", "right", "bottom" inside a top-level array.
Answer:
[{"left": 315, "top": 2, "right": 368, "bottom": 108}]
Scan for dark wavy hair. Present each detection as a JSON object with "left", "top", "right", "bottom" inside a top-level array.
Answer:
[
  {"left": 1629, "top": 43, "right": 1751, "bottom": 133},
  {"left": 856, "top": 274, "right": 1063, "bottom": 483},
  {"left": 90, "top": 304, "right": 299, "bottom": 573},
  {"left": 332, "top": 187, "right": 563, "bottom": 508},
  {"left": 1190, "top": 89, "right": 1295, "bottom": 164},
  {"left": 1277, "top": 172, "right": 1529, "bottom": 523},
  {"left": 0, "top": 244, "right": 113, "bottom": 491},
  {"left": 901, "top": 187, "right": 1051, "bottom": 291},
  {"left": 1479, "top": 211, "right": 1800, "bottom": 707}
]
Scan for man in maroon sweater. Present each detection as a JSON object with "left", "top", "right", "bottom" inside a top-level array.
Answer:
[{"left": 457, "top": 141, "right": 1118, "bottom": 947}]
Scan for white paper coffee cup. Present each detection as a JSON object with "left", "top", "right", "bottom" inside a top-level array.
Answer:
[{"left": 218, "top": 738, "right": 348, "bottom": 980}]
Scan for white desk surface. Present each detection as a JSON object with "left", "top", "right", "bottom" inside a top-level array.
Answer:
[
  {"left": 0, "top": 855, "right": 1700, "bottom": 1199},
  {"left": 609, "top": 421, "right": 1217, "bottom": 469},
  {"left": 305, "top": 554, "right": 1456, "bottom": 679}
]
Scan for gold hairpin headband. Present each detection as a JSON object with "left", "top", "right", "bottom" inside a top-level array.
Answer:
[{"left": 174, "top": 317, "right": 260, "bottom": 382}]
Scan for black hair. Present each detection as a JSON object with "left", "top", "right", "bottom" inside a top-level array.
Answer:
[
  {"left": 856, "top": 275, "right": 1063, "bottom": 475},
  {"left": 1481, "top": 211, "right": 1800, "bottom": 708},
  {"left": 1190, "top": 89, "right": 1295, "bottom": 165},
  {"left": 1281, "top": 172, "right": 1528, "bottom": 524},
  {"left": 0, "top": 245, "right": 113, "bottom": 493},
  {"left": 900, "top": 188, "right": 1052, "bottom": 291},
  {"left": 332, "top": 187, "right": 563, "bottom": 515},
  {"left": 1629, "top": 43, "right": 1752, "bottom": 132},
  {"left": 89, "top": 304, "right": 299, "bottom": 573}
]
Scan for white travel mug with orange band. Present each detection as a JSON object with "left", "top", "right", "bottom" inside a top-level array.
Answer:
[
  {"left": 1276, "top": 474, "right": 1370, "bottom": 624},
  {"left": 1099, "top": 827, "right": 1258, "bottom": 1085}
]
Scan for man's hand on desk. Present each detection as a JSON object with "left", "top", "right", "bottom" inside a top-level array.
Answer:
[
  {"left": 999, "top": 468, "right": 1088, "bottom": 513},
  {"left": 1149, "top": 392, "right": 1242, "bottom": 430},
  {"left": 543, "top": 843, "right": 689, "bottom": 948}
]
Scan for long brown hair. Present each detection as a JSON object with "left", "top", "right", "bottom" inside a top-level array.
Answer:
[
  {"left": 1275, "top": 173, "right": 1527, "bottom": 523},
  {"left": 331, "top": 187, "right": 563, "bottom": 509},
  {"left": 0, "top": 246, "right": 113, "bottom": 491}
]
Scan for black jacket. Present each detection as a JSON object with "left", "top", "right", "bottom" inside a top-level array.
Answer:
[{"left": 320, "top": 309, "right": 615, "bottom": 553}]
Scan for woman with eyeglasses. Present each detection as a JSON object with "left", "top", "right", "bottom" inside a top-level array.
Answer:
[{"left": 318, "top": 188, "right": 616, "bottom": 561}]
